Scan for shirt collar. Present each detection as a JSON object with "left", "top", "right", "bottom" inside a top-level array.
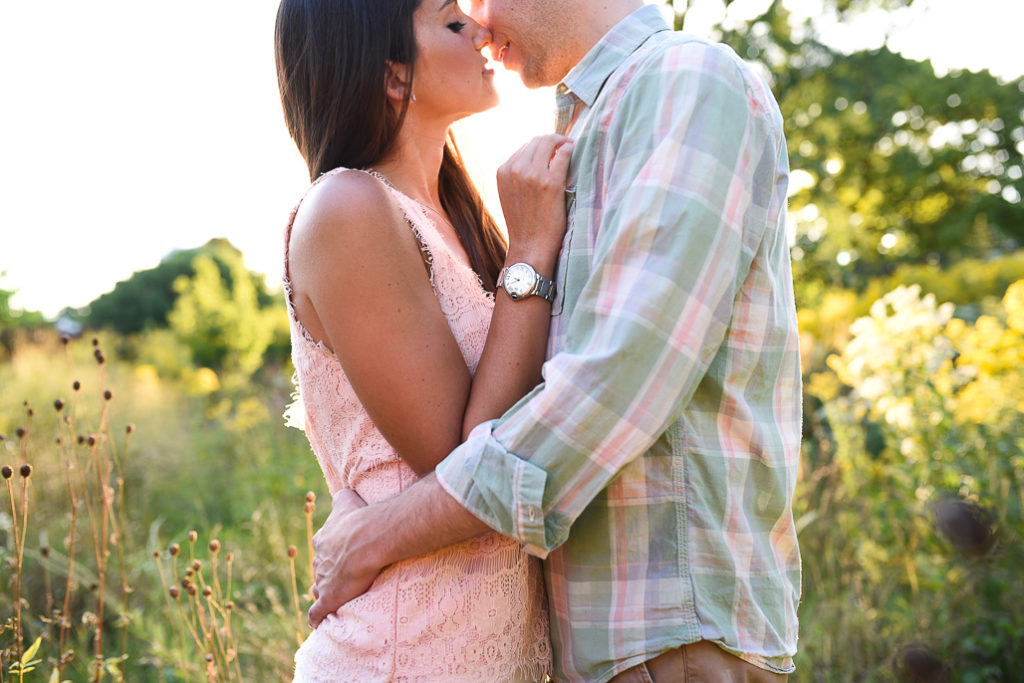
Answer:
[{"left": 557, "top": 4, "right": 671, "bottom": 110}]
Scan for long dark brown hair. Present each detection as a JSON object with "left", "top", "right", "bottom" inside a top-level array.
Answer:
[{"left": 274, "top": 0, "right": 506, "bottom": 291}]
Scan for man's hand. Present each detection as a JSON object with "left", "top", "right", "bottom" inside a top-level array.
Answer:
[
  {"left": 306, "top": 475, "right": 493, "bottom": 628},
  {"left": 307, "top": 489, "right": 380, "bottom": 628}
]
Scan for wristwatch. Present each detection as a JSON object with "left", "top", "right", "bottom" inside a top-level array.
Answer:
[{"left": 497, "top": 262, "right": 556, "bottom": 302}]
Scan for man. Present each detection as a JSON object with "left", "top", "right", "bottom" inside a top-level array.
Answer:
[{"left": 310, "top": 0, "right": 802, "bottom": 680}]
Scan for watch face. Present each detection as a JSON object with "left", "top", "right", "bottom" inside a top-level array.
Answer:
[{"left": 504, "top": 263, "right": 536, "bottom": 299}]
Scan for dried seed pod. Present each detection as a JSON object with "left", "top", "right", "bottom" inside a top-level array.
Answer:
[
  {"left": 895, "top": 644, "right": 945, "bottom": 681},
  {"left": 19, "top": 465, "right": 32, "bottom": 478},
  {"left": 202, "top": 586, "right": 213, "bottom": 598},
  {"left": 169, "top": 543, "right": 180, "bottom": 557},
  {"left": 126, "top": 424, "right": 135, "bottom": 435},
  {"left": 305, "top": 492, "right": 316, "bottom": 503},
  {"left": 209, "top": 539, "right": 221, "bottom": 552},
  {"left": 103, "top": 390, "right": 113, "bottom": 401},
  {"left": 287, "top": 545, "right": 298, "bottom": 559},
  {"left": 54, "top": 398, "right": 65, "bottom": 411},
  {"left": 1, "top": 466, "right": 12, "bottom": 479},
  {"left": 169, "top": 587, "right": 180, "bottom": 600},
  {"left": 933, "top": 497, "right": 996, "bottom": 557},
  {"left": 16, "top": 428, "right": 26, "bottom": 439},
  {"left": 192, "top": 560, "right": 202, "bottom": 572},
  {"left": 188, "top": 530, "right": 198, "bottom": 543},
  {"left": 73, "top": 380, "right": 81, "bottom": 391}
]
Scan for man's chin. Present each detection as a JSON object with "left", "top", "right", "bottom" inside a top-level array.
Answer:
[{"left": 517, "top": 71, "right": 559, "bottom": 90}]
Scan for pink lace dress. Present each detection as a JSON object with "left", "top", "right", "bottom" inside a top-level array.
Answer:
[{"left": 283, "top": 168, "right": 551, "bottom": 682}]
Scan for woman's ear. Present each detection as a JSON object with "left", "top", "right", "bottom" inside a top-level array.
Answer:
[{"left": 385, "top": 60, "right": 413, "bottom": 103}]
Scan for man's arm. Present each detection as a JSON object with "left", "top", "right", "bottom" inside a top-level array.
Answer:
[{"left": 308, "top": 475, "right": 485, "bottom": 627}]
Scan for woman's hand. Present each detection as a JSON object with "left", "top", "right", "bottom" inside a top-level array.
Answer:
[{"left": 497, "top": 134, "right": 574, "bottom": 270}]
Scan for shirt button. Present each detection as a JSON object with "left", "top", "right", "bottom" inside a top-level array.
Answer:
[{"left": 528, "top": 507, "right": 537, "bottom": 522}]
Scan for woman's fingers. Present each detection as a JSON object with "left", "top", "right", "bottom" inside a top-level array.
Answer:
[
  {"left": 497, "top": 134, "right": 574, "bottom": 255},
  {"left": 547, "top": 139, "right": 573, "bottom": 180}
]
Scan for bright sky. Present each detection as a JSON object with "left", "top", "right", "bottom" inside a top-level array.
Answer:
[{"left": 2, "top": 0, "right": 1022, "bottom": 319}]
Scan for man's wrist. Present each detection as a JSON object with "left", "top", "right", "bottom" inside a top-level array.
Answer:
[{"left": 338, "top": 503, "right": 390, "bottom": 573}]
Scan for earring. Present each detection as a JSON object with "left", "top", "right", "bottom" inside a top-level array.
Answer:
[{"left": 411, "top": 93, "right": 417, "bottom": 102}]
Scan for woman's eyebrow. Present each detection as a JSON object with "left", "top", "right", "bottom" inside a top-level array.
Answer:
[{"left": 438, "top": 0, "right": 457, "bottom": 11}]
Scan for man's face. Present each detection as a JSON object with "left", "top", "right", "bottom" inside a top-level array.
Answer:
[{"left": 465, "top": 0, "right": 577, "bottom": 88}]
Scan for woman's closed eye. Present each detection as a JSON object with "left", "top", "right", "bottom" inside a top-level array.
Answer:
[{"left": 446, "top": 20, "right": 467, "bottom": 33}]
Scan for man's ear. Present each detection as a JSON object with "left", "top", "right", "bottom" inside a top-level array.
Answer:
[{"left": 385, "top": 60, "right": 412, "bottom": 102}]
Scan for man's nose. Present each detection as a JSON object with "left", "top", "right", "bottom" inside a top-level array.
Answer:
[{"left": 464, "top": 0, "right": 488, "bottom": 29}]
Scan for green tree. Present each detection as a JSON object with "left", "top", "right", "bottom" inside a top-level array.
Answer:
[
  {"left": 0, "top": 272, "right": 46, "bottom": 355},
  {"left": 86, "top": 238, "right": 278, "bottom": 334},
  {"left": 0, "top": 274, "right": 12, "bottom": 326},
  {"left": 665, "top": 0, "right": 1024, "bottom": 307},
  {"left": 167, "top": 251, "right": 280, "bottom": 377}
]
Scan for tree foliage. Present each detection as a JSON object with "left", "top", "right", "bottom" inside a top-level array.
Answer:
[
  {"left": 85, "top": 239, "right": 278, "bottom": 335},
  {"left": 666, "top": 0, "right": 1024, "bottom": 307},
  {"left": 167, "top": 250, "right": 283, "bottom": 377},
  {"left": 0, "top": 272, "right": 46, "bottom": 355}
]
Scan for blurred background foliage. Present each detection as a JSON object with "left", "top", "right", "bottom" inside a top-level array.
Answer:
[{"left": 2, "top": 0, "right": 1022, "bottom": 679}]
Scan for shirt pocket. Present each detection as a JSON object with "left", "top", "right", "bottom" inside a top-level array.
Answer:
[{"left": 552, "top": 185, "right": 576, "bottom": 317}]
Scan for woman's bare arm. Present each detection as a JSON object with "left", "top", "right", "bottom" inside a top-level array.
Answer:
[{"left": 289, "top": 138, "right": 571, "bottom": 476}]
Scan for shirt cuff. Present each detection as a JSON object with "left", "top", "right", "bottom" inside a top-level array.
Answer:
[{"left": 435, "top": 420, "right": 551, "bottom": 558}]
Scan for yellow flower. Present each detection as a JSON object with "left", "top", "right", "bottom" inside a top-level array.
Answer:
[{"left": 1005, "top": 280, "right": 1024, "bottom": 333}]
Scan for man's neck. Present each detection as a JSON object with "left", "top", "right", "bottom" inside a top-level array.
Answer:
[{"left": 567, "top": 0, "right": 645, "bottom": 66}]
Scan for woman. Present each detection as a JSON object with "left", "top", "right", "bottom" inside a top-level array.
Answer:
[{"left": 275, "top": 0, "right": 571, "bottom": 680}]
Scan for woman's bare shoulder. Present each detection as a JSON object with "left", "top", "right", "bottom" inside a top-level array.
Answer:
[{"left": 292, "top": 170, "right": 402, "bottom": 246}]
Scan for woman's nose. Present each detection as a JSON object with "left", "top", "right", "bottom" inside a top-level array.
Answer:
[{"left": 471, "top": 19, "right": 493, "bottom": 52}]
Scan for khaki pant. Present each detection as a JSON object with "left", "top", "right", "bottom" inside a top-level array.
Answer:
[{"left": 608, "top": 641, "right": 789, "bottom": 683}]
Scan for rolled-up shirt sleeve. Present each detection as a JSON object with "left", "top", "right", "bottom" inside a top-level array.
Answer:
[{"left": 435, "top": 42, "right": 780, "bottom": 558}]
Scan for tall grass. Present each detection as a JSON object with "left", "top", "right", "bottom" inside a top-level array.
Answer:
[{"left": 0, "top": 333, "right": 326, "bottom": 680}]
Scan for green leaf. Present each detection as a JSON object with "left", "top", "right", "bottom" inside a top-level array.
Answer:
[{"left": 21, "top": 636, "right": 42, "bottom": 667}]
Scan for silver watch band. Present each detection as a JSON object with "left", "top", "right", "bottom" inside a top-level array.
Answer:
[{"left": 530, "top": 274, "right": 556, "bottom": 302}]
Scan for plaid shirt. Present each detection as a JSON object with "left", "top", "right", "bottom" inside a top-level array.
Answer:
[{"left": 436, "top": 6, "right": 801, "bottom": 681}]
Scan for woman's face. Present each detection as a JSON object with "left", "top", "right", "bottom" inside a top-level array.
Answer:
[{"left": 409, "top": 0, "right": 498, "bottom": 121}]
